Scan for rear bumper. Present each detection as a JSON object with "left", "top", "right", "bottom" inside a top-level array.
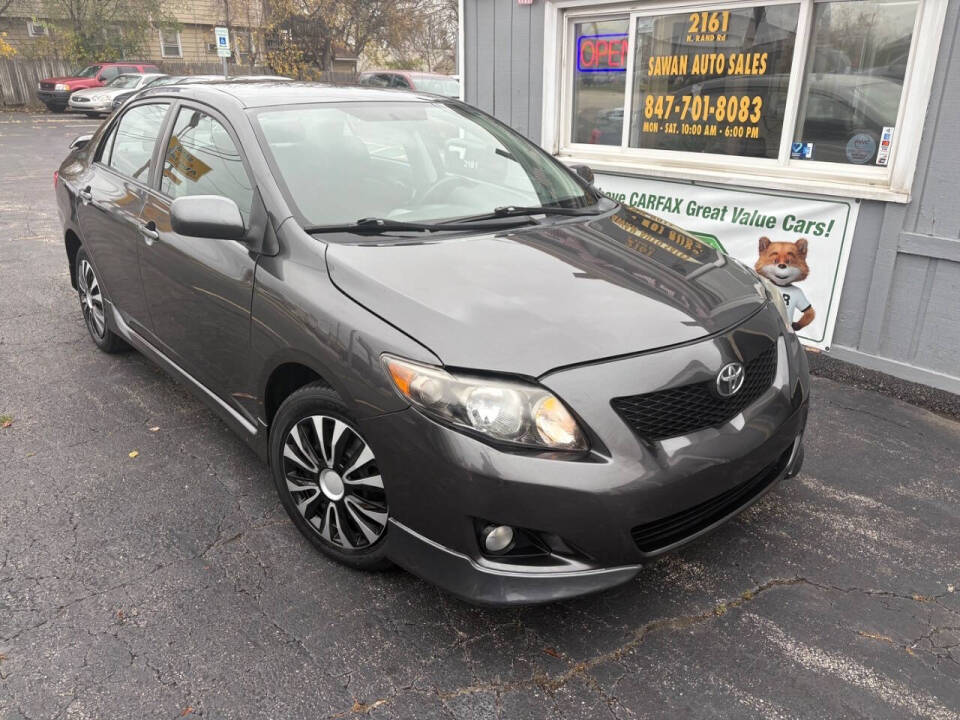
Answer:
[{"left": 362, "top": 308, "right": 810, "bottom": 605}]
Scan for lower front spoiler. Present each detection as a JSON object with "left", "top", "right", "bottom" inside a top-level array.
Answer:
[
  {"left": 386, "top": 435, "right": 806, "bottom": 607},
  {"left": 387, "top": 519, "right": 642, "bottom": 606}
]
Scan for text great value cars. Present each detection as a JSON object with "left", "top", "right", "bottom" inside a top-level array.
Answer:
[{"left": 55, "top": 82, "right": 808, "bottom": 605}]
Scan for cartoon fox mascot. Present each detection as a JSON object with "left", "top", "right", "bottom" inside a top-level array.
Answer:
[{"left": 754, "top": 237, "right": 815, "bottom": 331}]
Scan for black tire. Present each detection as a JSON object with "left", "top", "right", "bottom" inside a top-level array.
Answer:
[
  {"left": 84, "top": 112, "right": 100, "bottom": 118},
  {"left": 48, "top": 105, "right": 66, "bottom": 114},
  {"left": 75, "top": 247, "right": 128, "bottom": 353},
  {"left": 270, "top": 383, "right": 392, "bottom": 570}
]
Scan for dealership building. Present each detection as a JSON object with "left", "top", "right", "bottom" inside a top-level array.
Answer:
[{"left": 460, "top": 0, "right": 958, "bottom": 393}]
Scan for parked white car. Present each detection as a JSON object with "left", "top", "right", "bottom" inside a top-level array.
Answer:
[{"left": 68, "top": 74, "right": 166, "bottom": 117}]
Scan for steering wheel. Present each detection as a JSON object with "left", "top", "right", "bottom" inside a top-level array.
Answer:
[{"left": 417, "top": 175, "right": 474, "bottom": 205}]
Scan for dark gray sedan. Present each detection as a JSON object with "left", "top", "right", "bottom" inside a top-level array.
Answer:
[{"left": 55, "top": 82, "right": 808, "bottom": 605}]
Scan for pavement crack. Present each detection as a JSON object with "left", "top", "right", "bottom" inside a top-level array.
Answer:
[{"left": 325, "top": 576, "right": 807, "bottom": 717}]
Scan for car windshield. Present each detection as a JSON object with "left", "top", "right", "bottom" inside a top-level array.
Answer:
[
  {"left": 77, "top": 65, "right": 101, "bottom": 78},
  {"left": 413, "top": 76, "right": 459, "bottom": 97},
  {"left": 255, "top": 101, "right": 598, "bottom": 228},
  {"left": 108, "top": 75, "right": 142, "bottom": 89}
]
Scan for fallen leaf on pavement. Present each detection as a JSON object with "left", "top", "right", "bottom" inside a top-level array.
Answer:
[
  {"left": 180, "top": 708, "right": 194, "bottom": 717},
  {"left": 544, "top": 647, "right": 561, "bottom": 658},
  {"left": 149, "top": 426, "right": 159, "bottom": 432},
  {"left": 129, "top": 450, "right": 139, "bottom": 459}
]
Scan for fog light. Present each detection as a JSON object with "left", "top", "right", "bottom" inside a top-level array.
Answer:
[{"left": 482, "top": 524, "right": 514, "bottom": 553}]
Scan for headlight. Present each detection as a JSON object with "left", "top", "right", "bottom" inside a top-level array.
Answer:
[
  {"left": 54, "top": 83, "right": 70, "bottom": 91},
  {"left": 383, "top": 355, "right": 587, "bottom": 451},
  {"left": 758, "top": 276, "right": 794, "bottom": 332}
]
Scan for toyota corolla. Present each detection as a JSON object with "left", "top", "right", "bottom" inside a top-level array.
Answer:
[{"left": 55, "top": 82, "right": 808, "bottom": 605}]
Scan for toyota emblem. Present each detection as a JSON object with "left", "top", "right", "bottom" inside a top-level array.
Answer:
[{"left": 716, "top": 362, "right": 745, "bottom": 398}]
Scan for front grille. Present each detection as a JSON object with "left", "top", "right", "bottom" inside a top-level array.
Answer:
[
  {"left": 630, "top": 449, "right": 789, "bottom": 552},
  {"left": 73, "top": 96, "right": 90, "bottom": 102},
  {"left": 612, "top": 343, "right": 778, "bottom": 441},
  {"left": 40, "top": 82, "right": 55, "bottom": 90}
]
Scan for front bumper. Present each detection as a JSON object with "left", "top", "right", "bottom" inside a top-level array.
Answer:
[
  {"left": 37, "top": 90, "right": 71, "bottom": 109},
  {"left": 361, "top": 306, "right": 810, "bottom": 605},
  {"left": 68, "top": 97, "right": 112, "bottom": 113}
]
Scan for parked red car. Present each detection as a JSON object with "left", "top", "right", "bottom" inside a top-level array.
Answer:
[{"left": 37, "top": 61, "right": 160, "bottom": 113}]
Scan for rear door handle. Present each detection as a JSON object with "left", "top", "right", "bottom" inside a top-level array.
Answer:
[{"left": 138, "top": 221, "right": 159, "bottom": 244}]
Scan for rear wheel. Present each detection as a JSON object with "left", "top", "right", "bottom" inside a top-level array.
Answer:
[
  {"left": 270, "top": 384, "right": 392, "bottom": 570},
  {"left": 75, "top": 248, "right": 127, "bottom": 353}
]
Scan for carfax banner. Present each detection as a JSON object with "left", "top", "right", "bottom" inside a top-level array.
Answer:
[{"left": 593, "top": 173, "right": 860, "bottom": 349}]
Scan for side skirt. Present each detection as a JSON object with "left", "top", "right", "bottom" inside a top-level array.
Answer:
[{"left": 108, "top": 302, "right": 269, "bottom": 460}]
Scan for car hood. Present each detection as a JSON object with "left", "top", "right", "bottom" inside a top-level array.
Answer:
[
  {"left": 72, "top": 86, "right": 127, "bottom": 99},
  {"left": 45, "top": 77, "right": 96, "bottom": 86},
  {"left": 325, "top": 206, "right": 767, "bottom": 377}
]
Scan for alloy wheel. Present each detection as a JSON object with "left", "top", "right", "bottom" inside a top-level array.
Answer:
[
  {"left": 281, "top": 414, "right": 389, "bottom": 550},
  {"left": 77, "top": 258, "right": 106, "bottom": 338}
]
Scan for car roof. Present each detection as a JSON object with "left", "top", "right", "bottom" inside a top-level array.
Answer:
[{"left": 138, "top": 81, "right": 446, "bottom": 109}]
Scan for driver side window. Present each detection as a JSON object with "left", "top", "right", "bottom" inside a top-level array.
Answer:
[{"left": 160, "top": 107, "right": 254, "bottom": 222}]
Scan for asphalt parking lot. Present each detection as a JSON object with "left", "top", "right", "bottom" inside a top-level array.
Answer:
[{"left": 1, "top": 112, "right": 958, "bottom": 720}]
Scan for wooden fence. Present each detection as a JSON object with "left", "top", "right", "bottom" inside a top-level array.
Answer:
[
  {"left": 0, "top": 58, "right": 74, "bottom": 108},
  {"left": 0, "top": 57, "right": 359, "bottom": 109}
]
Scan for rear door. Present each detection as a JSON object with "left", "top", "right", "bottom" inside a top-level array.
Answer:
[
  {"left": 76, "top": 102, "right": 171, "bottom": 335},
  {"left": 138, "top": 102, "right": 260, "bottom": 406}
]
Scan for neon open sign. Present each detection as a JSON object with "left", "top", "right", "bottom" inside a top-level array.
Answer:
[{"left": 577, "top": 33, "right": 629, "bottom": 72}]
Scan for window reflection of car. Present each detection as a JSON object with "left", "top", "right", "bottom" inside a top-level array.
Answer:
[{"left": 358, "top": 70, "right": 460, "bottom": 97}]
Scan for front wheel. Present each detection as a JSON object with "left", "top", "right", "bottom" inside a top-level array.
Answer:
[
  {"left": 75, "top": 248, "right": 127, "bottom": 353},
  {"left": 270, "top": 384, "right": 392, "bottom": 570}
]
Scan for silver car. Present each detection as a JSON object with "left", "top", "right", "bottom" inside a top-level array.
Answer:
[{"left": 68, "top": 74, "right": 166, "bottom": 117}]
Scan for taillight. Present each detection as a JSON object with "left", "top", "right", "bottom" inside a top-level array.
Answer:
[{"left": 53, "top": 170, "right": 59, "bottom": 188}]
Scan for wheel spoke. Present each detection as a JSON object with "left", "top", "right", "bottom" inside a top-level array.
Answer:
[
  {"left": 342, "top": 445, "right": 374, "bottom": 480},
  {"left": 344, "top": 496, "right": 388, "bottom": 527},
  {"left": 343, "top": 473, "right": 384, "bottom": 489},
  {"left": 315, "top": 416, "right": 347, "bottom": 468},
  {"left": 284, "top": 425, "right": 318, "bottom": 474},
  {"left": 295, "top": 486, "right": 321, "bottom": 516},
  {"left": 90, "top": 306, "right": 105, "bottom": 334},
  {"left": 330, "top": 504, "right": 353, "bottom": 549},
  {"left": 344, "top": 497, "right": 386, "bottom": 544}
]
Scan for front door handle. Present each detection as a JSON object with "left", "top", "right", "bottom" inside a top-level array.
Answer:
[
  {"left": 138, "top": 221, "right": 159, "bottom": 244},
  {"left": 78, "top": 185, "right": 92, "bottom": 204}
]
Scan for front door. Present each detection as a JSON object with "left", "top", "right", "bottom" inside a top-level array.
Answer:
[
  {"left": 138, "top": 104, "right": 259, "bottom": 409},
  {"left": 76, "top": 102, "right": 170, "bottom": 336}
]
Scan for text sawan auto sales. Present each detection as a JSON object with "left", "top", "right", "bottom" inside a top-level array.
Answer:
[{"left": 598, "top": 188, "right": 838, "bottom": 238}]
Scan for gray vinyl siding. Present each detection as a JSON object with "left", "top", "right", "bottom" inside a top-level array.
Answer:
[
  {"left": 463, "top": 0, "right": 960, "bottom": 392},
  {"left": 465, "top": 0, "right": 543, "bottom": 142}
]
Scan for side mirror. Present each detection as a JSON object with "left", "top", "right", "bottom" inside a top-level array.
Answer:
[
  {"left": 569, "top": 163, "right": 595, "bottom": 185},
  {"left": 69, "top": 134, "right": 93, "bottom": 150},
  {"left": 170, "top": 195, "right": 245, "bottom": 240}
]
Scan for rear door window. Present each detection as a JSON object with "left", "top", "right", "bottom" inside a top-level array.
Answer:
[
  {"left": 100, "top": 66, "right": 121, "bottom": 82},
  {"left": 107, "top": 103, "right": 170, "bottom": 182}
]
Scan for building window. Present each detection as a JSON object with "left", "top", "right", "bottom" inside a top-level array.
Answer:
[
  {"left": 551, "top": 0, "right": 946, "bottom": 201},
  {"left": 159, "top": 29, "right": 182, "bottom": 58},
  {"left": 27, "top": 20, "right": 49, "bottom": 37}
]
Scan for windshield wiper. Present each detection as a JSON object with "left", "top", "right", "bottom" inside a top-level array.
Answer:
[
  {"left": 306, "top": 215, "right": 534, "bottom": 235},
  {"left": 442, "top": 205, "right": 601, "bottom": 224}
]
